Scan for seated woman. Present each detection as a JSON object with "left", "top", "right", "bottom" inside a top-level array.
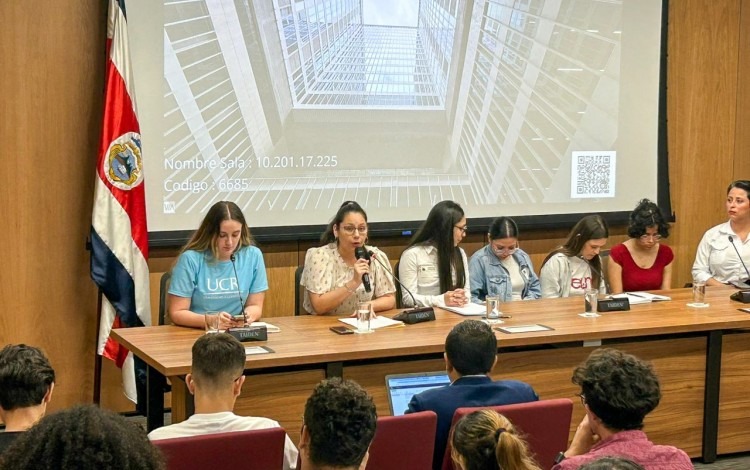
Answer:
[
  {"left": 469, "top": 217, "right": 541, "bottom": 303},
  {"left": 450, "top": 409, "right": 541, "bottom": 470},
  {"left": 693, "top": 180, "right": 750, "bottom": 286},
  {"left": 302, "top": 201, "right": 396, "bottom": 316},
  {"left": 168, "top": 201, "right": 267, "bottom": 329},
  {"left": 607, "top": 199, "right": 673, "bottom": 294},
  {"left": 399, "top": 200, "right": 470, "bottom": 307},
  {"left": 540, "top": 215, "right": 609, "bottom": 298}
]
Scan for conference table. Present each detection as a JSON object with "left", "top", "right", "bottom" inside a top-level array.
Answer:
[{"left": 112, "top": 286, "right": 750, "bottom": 463}]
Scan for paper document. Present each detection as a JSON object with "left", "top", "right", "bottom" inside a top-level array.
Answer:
[
  {"left": 611, "top": 292, "right": 671, "bottom": 305},
  {"left": 338, "top": 316, "right": 404, "bottom": 329},
  {"left": 441, "top": 303, "right": 486, "bottom": 316},
  {"left": 250, "top": 322, "right": 280, "bottom": 333}
]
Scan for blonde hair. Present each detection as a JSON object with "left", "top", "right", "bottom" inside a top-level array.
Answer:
[
  {"left": 450, "top": 410, "right": 541, "bottom": 470},
  {"left": 181, "top": 201, "right": 253, "bottom": 261}
]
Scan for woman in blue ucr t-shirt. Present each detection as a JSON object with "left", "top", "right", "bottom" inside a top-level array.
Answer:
[{"left": 168, "top": 201, "right": 268, "bottom": 329}]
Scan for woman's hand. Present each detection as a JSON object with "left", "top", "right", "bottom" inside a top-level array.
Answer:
[
  {"left": 218, "top": 312, "right": 235, "bottom": 329},
  {"left": 352, "top": 257, "right": 370, "bottom": 286},
  {"left": 444, "top": 288, "right": 468, "bottom": 307}
]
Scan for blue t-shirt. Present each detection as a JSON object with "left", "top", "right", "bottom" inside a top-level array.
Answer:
[{"left": 169, "top": 246, "right": 268, "bottom": 315}]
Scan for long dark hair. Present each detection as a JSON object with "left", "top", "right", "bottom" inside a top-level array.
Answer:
[
  {"left": 408, "top": 200, "right": 466, "bottom": 292},
  {"left": 542, "top": 215, "right": 609, "bottom": 289},
  {"left": 320, "top": 201, "right": 368, "bottom": 245}
]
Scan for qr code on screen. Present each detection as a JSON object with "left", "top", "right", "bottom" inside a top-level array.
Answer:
[{"left": 570, "top": 151, "right": 616, "bottom": 198}]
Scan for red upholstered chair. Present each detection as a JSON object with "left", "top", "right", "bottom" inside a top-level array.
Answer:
[
  {"left": 366, "top": 410, "right": 438, "bottom": 470},
  {"left": 153, "top": 427, "right": 287, "bottom": 470},
  {"left": 441, "top": 398, "right": 573, "bottom": 470}
]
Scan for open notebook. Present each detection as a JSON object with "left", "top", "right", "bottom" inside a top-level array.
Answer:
[{"left": 385, "top": 371, "right": 450, "bottom": 416}]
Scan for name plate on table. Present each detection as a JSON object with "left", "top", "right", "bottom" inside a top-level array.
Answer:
[
  {"left": 226, "top": 325, "right": 268, "bottom": 342},
  {"left": 598, "top": 298, "right": 630, "bottom": 312}
]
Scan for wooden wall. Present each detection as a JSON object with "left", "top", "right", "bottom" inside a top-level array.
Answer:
[{"left": 1, "top": 0, "right": 748, "bottom": 414}]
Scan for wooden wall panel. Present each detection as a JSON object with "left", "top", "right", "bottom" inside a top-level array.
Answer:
[
  {"left": 667, "top": 0, "right": 742, "bottom": 287},
  {"left": 0, "top": 1, "right": 107, "bottom": 413},
  {"left": 718, "top": 332, "right": 750, "bottom": 454},
  {"left": 735, "top": 0, "right": 750, "bottom": 179}
]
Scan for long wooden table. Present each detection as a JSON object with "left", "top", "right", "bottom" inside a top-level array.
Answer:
[{"left": 112, "top": 286, "right": 750, "bottom": 462}]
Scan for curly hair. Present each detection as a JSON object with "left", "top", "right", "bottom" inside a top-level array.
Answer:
[
  {"left": 450, "top": 409, "right": 541, "bottom": 470},
  {"left": 578, "top": 456, "right": 646, "bottom": 470},
  {"left": 0, "top": 344, "right": 55, "bottom": 411},
  {"left": 626, "top": 199, "right": 669, "bottom": 239},
  {"left": 445, "top": 320, "right": 497, "bottom": 376},
  {"left": 0, "top": 405, "right": 164, "bottom": 470},
  {"left": 303, "top": 378, "right": 376, "bottom": 467},
  {"left": 573, "top": 348, "right": 661, "bottom": 431}
]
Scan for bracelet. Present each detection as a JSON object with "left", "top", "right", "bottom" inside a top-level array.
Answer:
[{"left": 344, "top": 283, "right": 356, "bottom": 294}]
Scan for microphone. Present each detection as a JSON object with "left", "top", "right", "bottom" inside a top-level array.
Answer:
[
  {"left": 225, "top": 252, "right": 268, "bottom": 342},
  {"left": 728, "top": 236, "right": 750, "bottom": 286},
  {"left": 230, "top": 253, "right": 246, "bottom": 325},
  {"left": 369, "top": 251, "right": 435, "bottom": 324},
  {"left": 354, "top": 247, "right": 372, "bottom": 293}
]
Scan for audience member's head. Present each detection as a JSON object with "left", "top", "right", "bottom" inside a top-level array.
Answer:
[
  {"left": 300, "top": 378, "right": 377, "bottom": 470},
  {"left": 188, "top": 333, "right": 246, "bottom": 397},
  {"left": 0, "top": 344, "right": 55, "bottom": 430},
  {"left": 573, "top": 348, "right": 661, "bottom": 431},
  {"left": 445, "top": 320, "right": 497, "bottom": 377},
  {"left": 450, "top": 409, "right": 541, "bottom": 470},
  {"left": 577, "top": 456, "right": 646, "bottom": 470},
  {"left": 0, "top": 405, "right": 164, "bottom": 469}
]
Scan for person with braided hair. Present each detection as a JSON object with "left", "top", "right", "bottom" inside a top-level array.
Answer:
[{"left": 450, "top": 409, "right": 541, "bottom": 470}]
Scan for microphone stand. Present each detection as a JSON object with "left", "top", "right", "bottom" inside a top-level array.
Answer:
[{"left": 370, "top": 253, "right": 435, "bottom": 324}]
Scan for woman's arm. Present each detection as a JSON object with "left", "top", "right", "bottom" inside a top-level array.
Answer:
[
  {"left": 243, "top": 292, "right": 265, "bottom": 323},
  {"left": 607, "top": 258, "right": 624, "bottom": 294},
  {"left": 660, "top": 262, "right": 673, "bottom": 290},
  {"left": 168, "top": 294, "right": 232, "bottom": 329},
  {"left": 398, "top": 248, "right": 443, "bottom": 307},
  {"left": 692, "top": 229, "right": 719, "bottom": 285},
  {"left": 540, "top": 255, "right": 564, "bottom": 298},
  {"left": 307, "top": 259, "right": 366, "bottom": 315},
  {"left": 371, "top": 293, "right": 395, "bottom": 312},
  {"left": 468, "top": 253, "right": 487, "bottom": 303}
]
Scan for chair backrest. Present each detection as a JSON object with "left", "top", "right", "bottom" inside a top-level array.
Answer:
[
  {"left": 295, "top": 265, "right": 305, "bottom": 315},
  {"left": 441, "top": 398, "right": 573, "bottom": 470},
  {"left": 153, "top": 427, "right": 286, "bottom": 470},
  {"left": 158, "top": 271, "right": 172, "bottom": 326},
  {"left": 366, "top": 411, "right": 437, "bottom": 470},
  {"left": 394, "top": 260, "right": 403, "bottom": 308}
]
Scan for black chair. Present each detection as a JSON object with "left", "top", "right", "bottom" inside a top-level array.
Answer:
[
  {"left": 158, "top": 271, "right": 172, "bottom": 326},
  {"left": 294, "top": 265, "right": 305, "bottom": 315}
]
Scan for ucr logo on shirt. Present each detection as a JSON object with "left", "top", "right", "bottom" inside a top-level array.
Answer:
[{"left": 206, "top": 277, "right": 239, "bottom": 291}]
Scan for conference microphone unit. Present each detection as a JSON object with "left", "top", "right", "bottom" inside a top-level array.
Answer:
[
  {"left": 369, "top": 252, "right": 435, "bottom": 324},
  {"left": 728, "top": 235, "right": 750, "bottom": 288},
  {"left": 578, "top": 255, "right": 630, "bottom": 312},
  {"left": 354, "top": 247, "right": 372, "bottom": 293},
  {"left": 226, "top": 252, "right": 267, "bottom": 340}
]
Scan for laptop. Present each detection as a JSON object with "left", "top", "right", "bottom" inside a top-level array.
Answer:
[{"left": 385, "top": 371, "right": 451, "bottom": 416}]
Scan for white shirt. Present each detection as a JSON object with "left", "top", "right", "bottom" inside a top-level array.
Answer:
[
  {"left": 398, "top": 243, "right": 470, "bottom": 307},
  {"left": 500, "top": 255, "right": 524, "bottom": 301},
  {"left": 148, "top": 411, "right": 298, "bottom": 470},
  {"left": 693, "top": 221, "right": 750, "bottom": 284}
]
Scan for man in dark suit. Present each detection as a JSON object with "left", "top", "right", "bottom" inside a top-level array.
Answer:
[{"left": 406, "top": 319, "right": 538, "bottom": 470}]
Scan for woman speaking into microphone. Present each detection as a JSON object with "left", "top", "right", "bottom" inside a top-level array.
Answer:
[
  {"left": 168, "top": 201, "right": 268, "bottom": 329},
  {"left": 301, "top": 201, "right": 396, "bottom": 315}
]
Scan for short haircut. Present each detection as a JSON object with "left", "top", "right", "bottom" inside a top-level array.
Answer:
[
  {"left": 303, "top": 378, "right": 377, "bottom": 467},
  {"left": 190, "top": 333, "right": 246, "bottom": 390},
  {"left": 0, "top": 344, "right": 55, "bottom": 411},
  {"left": 0, "top": 405, "right": 164, "bottom": 469},
  {"left": 573, "top": 348, "right": 661, "bottom": 431},
  {"left": 445, "top": 320, "right": 497, "bottom": 376},
  {"left": 578, "top": 456, "right": 646, "bottom": 470},
  {"left": 626, "top": 199, "right": 670, "bottom": 239}
]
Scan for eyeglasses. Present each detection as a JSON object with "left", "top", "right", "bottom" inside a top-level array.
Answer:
[
  {"left": 491, "top": 243, "right": 518, "bottom": 255},
  {"left": 639, "top": 234, "right": 662, "bottom": 241},
  {"left": 578, "top": 393, "right": 586, "bottom": 406},
  {"left": 340, "top": 225, "right": 368, "bottom": 235},
  {"left": 454, "top": 225, "right": 468, "bottom": 234}
]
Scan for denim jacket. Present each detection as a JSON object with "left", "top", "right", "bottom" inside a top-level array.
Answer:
[{"left": 469, "top": 245, "right": 541, "bottom": 303}]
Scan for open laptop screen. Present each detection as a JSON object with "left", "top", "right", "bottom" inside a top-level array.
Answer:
[{"left": 385, "top": 371, "right": 451, "bottom": 416}]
